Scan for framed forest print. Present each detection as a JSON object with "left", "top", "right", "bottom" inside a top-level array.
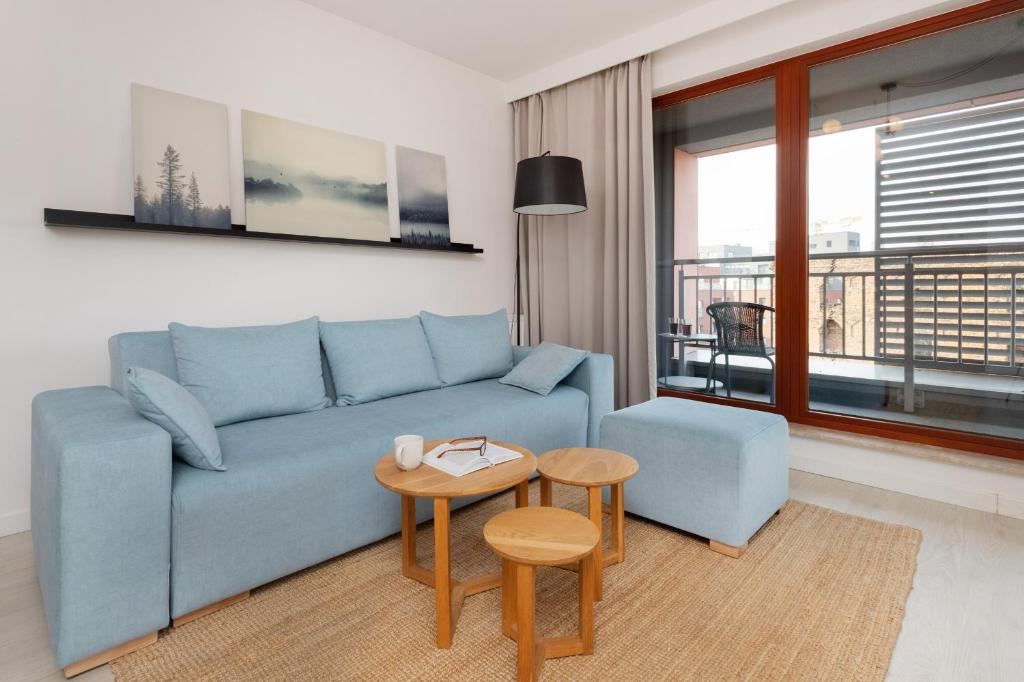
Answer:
[{"left": 131, "top": 84, "right": 231, "bottom": 228}]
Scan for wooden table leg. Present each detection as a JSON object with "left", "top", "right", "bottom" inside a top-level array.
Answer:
[
  {"left": 608, "top": 482, "right": 625, "bottom": 564},
  {"left": 578, "top": 551, "right": 595, "bottom": 654},
  {"left": 401, "top": 495, "right": 416, "bottom": 579},
  {"left": 515, "top": 563, "right": 536, "bottom": 682},
  {"left": 539, "top": 477, "right": 552, "bottom": 507},
  {"left": 501, "top": 558, "right": 516, "bottom": 639},
  {"left": 587, "top": 486, "right": 603, "bottom": 601},
  {"left": 433, "top": 497, "right": 453, "bottom": 648},
  {"left": 515, "top": 480, "right": 530, "bottom": 508}
]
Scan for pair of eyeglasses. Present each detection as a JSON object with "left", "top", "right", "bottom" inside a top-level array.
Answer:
[{"left": 437, "top": 436, "right": 488, "bottom": 458}]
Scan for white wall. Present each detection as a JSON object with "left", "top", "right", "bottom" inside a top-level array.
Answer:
[
  {"left": 651, "top": 0, "right": 973, "bottom": 94},
  {"left": 502, "top": 0, "right": 796, "bottom": 102},
  {"left": 790, "top": 427, "right": 1024, "bottom": 521},
  {"left": 503, "top": 0, "right": 975, "bottom": 101},
  {"left": 0, "top": 0, "right": 513, "bottom": 536}
]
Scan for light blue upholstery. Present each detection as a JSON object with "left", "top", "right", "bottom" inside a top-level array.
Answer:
[
  {"left": 109, "top": 331, "right": 179, "bottom": 394},
  {"left": 563, "top": 352, "right": 614, "bottom": 447},
  {"left": 124, "top": 367, "right": 225, "bottom": 471},
  {"left": 109, "top": 330, "right": 338, "bottom": 405},
  {"left": 169, "top": 379, "right": 588, "bottom": 617},
  {"left": 600, "top": 397, "right": 788, "bottom": 548},
  {"left": 31, "top": 387, "right": 172, "bottom": 667},
  {"left": 500, "top": 342, "right": 589, "bottom": 396},
  {"left": 420, "top": 309, "right": 514, "bottom": 385},
  {"left": 320, "top": 317, "right": 442, "bottom": 405},
  {"left": 169, "top": 318, "right": 330, "bottom": 426},
  {"left": 513, "top": 346, "right": 610, "bottom": 445},
  {"left": 33, "top": 327, "right": 614, "bottom": 668}
]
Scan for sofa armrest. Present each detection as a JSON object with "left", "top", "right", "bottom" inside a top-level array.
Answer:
[
  {"left": 511, "top": 346, "right": 614, "bottom": 445},
  {"left": 31, "top": 386, "right": 172, "bottom": 668},
  {"left": 562, "top": 353, "right": 614, "bottom": 446}
]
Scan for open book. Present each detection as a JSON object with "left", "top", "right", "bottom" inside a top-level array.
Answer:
[{"left": 423, "top": 439, "right": 523, "bottom": 478}]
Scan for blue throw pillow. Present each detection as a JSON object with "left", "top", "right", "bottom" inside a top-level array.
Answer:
[
  {"left": 168, "top": 317, "right": 330, "bottom": 426},
  {"left": 124, "top": 366, "right": 225, "bottom": 471},
  {"left": 499, "top": 342, "right": 589, "bottom": 396},
  {"left": 320, "top": 317, "right": 443, "bottom": 405},
  {"left": 419, "top": 309, "right": 514, "bottom": 385}
]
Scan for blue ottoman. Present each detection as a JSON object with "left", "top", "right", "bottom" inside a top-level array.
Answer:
[{"left": 599, "top": 397, "right": 788, "bottom": 557}]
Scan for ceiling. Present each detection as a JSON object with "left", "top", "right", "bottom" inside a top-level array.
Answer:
[{"left": 301, "top": 0, "right": 712, "bottom": 81}]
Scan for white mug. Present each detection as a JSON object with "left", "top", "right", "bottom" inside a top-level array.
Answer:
[{"left": 394, "top": 434, "right": 424, "bottom": 471}]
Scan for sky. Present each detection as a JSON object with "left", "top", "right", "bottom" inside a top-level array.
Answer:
[{"left": 694, "top": 126, "right": 878, "bottom": 254}]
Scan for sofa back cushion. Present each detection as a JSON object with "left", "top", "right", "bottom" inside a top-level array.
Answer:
[
  {"left": 169, "top": 317, "right": 330, "bottom": 426},
  {"left": 109, "top": 330, "right": 338, "bottom": 404},
  {"left": 419, "top": 309, "right": 514, "bottom": 386},
  {"left": 319, "top": 317, "right": 442, "bottom": 405}
]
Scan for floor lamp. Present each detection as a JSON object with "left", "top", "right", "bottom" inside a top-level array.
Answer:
[{"left": 512, "top": 152, "right": 587, "bottom": 345}]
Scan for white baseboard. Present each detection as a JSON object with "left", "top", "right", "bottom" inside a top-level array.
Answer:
[
  {"left": 0, "top": 509, "right": 30, "bottom": 538},
  {"left": 789, "top": 425, "right": 1024, "bottom": 521}
]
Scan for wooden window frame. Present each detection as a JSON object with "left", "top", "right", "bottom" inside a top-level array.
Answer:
[{"left": 653, "top": 0, "right": 1024, "bottom": 462}]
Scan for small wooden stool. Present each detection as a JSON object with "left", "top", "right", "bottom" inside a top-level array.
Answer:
[
  {"left": 537, "top": 448, "right": 638, "bottom": 600},
  {"left": 484, "top": 507, "right": 600, "bottom": 682}
]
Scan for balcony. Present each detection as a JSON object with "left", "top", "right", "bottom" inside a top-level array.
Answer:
[{"left": 658, "top": 247, "right": 1024, "bottom": 441}]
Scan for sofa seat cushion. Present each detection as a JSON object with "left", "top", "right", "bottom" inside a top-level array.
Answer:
[{"left": 169, "top": 379, "right": 588, "bottom": 617}]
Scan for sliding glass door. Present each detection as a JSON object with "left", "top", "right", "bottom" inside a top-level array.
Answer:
[
  {"left": 654, "top": 78, "right": 778, "bottom": 405},
  {"left": 654, "top": 0, "right": 1024, "bottom": 459},
  {"left": 807, "top": 9, "right": 1024, "bottom": 441}
]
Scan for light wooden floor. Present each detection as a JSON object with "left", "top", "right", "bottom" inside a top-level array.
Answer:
[{"left": 1, "top": 470, "right": 1021, "bottom": 681}]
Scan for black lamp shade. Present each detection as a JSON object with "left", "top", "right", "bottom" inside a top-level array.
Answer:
[{"left": 513, "top": 155, "right": 587, "bottom": 215}]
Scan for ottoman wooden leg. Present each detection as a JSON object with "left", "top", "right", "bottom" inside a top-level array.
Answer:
[{"left": 710, "top": 540, "right": 747, "bottom": 558}]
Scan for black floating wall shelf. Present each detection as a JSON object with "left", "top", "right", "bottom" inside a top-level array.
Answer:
[{"left": 43, "top": 209, "right": 483, "bottom": 254}]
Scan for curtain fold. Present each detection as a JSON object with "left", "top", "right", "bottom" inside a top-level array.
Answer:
[{"left": 512, "top": 56, "right": 655, "bottom": 408}]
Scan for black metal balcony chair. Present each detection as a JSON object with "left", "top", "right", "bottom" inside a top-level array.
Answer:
[{"left": 706, "top": 302, "right": 776, "bottom": 399}]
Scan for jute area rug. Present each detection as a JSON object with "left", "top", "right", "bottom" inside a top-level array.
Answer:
[{"left": 112, "top": 483, "right": 921, "bottom": 681}]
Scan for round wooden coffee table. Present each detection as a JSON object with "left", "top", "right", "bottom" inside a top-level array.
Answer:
[
  {"left": 374, "top": 440, "right": 537, "bottom": 649},
  {"left": 537, "top": 447, "right": 639, "bottom": 600},
  {"left": 484, "top": 506, "right": 600, "bottom": 681}
]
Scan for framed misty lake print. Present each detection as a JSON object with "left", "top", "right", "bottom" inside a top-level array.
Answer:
[
  {"left": 131, "top": 84, "right": 232, "bottom": 229},
  {"left": 395, "top": 146, "right": 451, "bottom": 247},
  {"left": 241, "top": 111, "right": 390, "bottom": 241}
]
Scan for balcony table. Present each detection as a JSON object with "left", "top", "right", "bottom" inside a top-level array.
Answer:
[{"left": 658, "top": 332, "right": 724, "bottom": 392}]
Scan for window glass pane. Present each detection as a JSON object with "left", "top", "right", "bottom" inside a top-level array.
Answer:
[
  {"left": 654, "top": 79, "right": 777, "bottom": 404},
  {"left": 807, "top": 10, "right": 1024, "bottom": 441}
]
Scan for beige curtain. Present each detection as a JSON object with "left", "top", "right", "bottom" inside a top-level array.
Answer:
[{"left": 512, "top": 56, "right": 655, "bottom": 408}]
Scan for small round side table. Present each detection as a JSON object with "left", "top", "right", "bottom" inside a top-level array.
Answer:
[
  {"left": 537, "top": 447, "right": 639, "bottom": 600},
  {"left": 484, "top": 506, "right": 600, "bottom": 682},
  {"left": 374, "top": 440, "right": 537, "bottom": 649}
]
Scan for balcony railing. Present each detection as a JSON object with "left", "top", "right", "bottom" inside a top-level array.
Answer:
[{"left": 664, "top": 245, "right": 1024, "bottom": 410}]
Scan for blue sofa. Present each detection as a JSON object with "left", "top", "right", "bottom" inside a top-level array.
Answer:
[{"left": 31, "top": 321, "right": 613, "bottom": 672}]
